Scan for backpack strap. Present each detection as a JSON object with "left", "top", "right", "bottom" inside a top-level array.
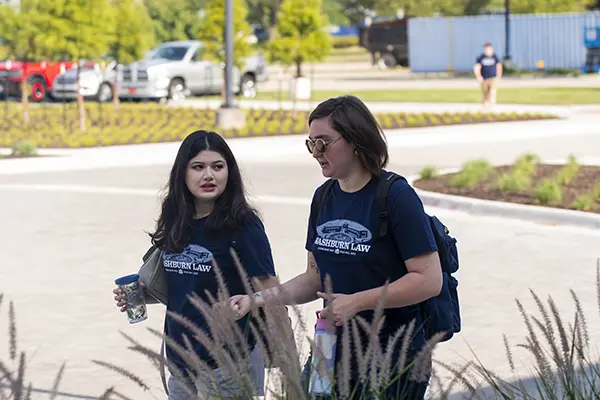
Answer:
[
  {"left": 309, "top": 179, "right": 336, "bottom": 231},
  {"left": 374, "top": 170, "right": 406, "bottom": 239}
]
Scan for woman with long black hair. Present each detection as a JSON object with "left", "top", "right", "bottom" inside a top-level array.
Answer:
[{"left": 114, "top": 130, "right": 278, "bottom": 399}]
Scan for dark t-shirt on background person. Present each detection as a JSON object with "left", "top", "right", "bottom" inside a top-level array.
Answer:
[{"left": 476, "top": 53, "right": 500, "bottom": 80}]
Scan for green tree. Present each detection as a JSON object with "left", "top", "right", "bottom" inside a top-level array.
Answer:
[
  {"left": 111, "top": 0, "right": 155, "bottom": 64},
  {"left": 197, "top": 0, "right": 254, "bottom": 68},
  {"left": 268, "top": 0, "right": 332, "bottom": 78},
  {"left": 39, "top": 0, "right": 115, "bottom": 131},
  {"left": 508, "top": 0, "right": 595, "bottom": 13},
  {"left": 110, "top": 0, "right": 156, "bottom": 107},
  {"left": 246, "top": 0, "right": 281, "bottom": 34},
  {"left": 145, "top": 0, "right": 204, "bottom": 43},
  {"left": 323, "top": 0, "right": 349, "bottom": 25},
  {"left": 197, "top": 0, "right": 254, "bottom": 101},
  {"left": 246, "top": 0, "right": 345, "bottom": 38},
  {"left": 0, "top": 0, "right": 48, "bottom": 124},
  {"left": 347, "top": 0, "right": 463, "bottom": 19}
]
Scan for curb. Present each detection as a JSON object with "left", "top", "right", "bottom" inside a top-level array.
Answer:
[{"left": 406, "top": 162, "right": 600, "bottom": 231}]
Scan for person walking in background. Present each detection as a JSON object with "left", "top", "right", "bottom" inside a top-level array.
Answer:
[{"left": 474, "top": 42, "right": 503, "bottom": 108}]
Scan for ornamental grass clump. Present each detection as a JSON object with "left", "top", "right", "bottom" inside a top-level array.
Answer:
[{"left": 438, "top": 258, "right": 600, "bottom": 400}]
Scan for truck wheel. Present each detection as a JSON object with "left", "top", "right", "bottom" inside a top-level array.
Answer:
[
  {"left": 377, "top": 52, "right": 397, "bottom": 70},
  {"left": 97, "top": 82, "right": 113, "bottom": 103},
  {"left": 239, "top": 74, "right": 256, "bottom": 98},
  {"left": 29, "top": 76, "right": 47, "bottom": 102},
  {"left": 168, "top": 78, "right": 186, "bottom": 101}
]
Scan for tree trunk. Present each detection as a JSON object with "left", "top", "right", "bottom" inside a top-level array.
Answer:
[
  {"left": 267, "top": 0, "right": 282, "bottom": 37},
  {"left": 113, "top": 66, "right": 120, "bottom": 110},
  {"left": 20, "top": 78, "right": 29, "bottom": 125},
  {"left": 295, "top": 60, "right": 302, "bottom": 78},
  {"left": 76, "top": 62, "right": 86, "bottom": 132}
]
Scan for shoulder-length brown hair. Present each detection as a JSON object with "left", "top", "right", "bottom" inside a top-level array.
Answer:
[{"left": 308, "top": 95, "right": 389, "bottom": 176}]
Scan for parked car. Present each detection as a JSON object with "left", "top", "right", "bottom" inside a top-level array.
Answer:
[
  {"left": 118, "top": 40, "right": 268, "bottom": 101},
  {"left": 0, "top": 60, "right": 77, "bottom": 102},
  {"left": 51, "top": 60, "right": 119, "bottom": 102}
]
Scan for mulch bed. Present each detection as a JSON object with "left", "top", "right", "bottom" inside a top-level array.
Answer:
[{"left": 413, "top": 164, "right": 600, "bottom": 214}]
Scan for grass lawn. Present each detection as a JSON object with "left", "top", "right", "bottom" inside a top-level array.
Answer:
[
  {"left": 321, "top": 46, "right": 371, "bottom": 64},
  {"left": 254, "top": 87, "right": 600, "bottom": 105}
]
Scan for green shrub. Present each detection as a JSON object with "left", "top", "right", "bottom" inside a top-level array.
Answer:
[
  {"left": 266, "top": 120, "right": 280, "bottom": 135},
  {"left": 513, "top": 152, "right": 541, "bottom": 176},
  {"left": 593, "top": 182, "right": 600, "bottom": 200},
  {"left": 419, "top": 165, "right": 438, "bottom": 180},
  {"left": 405, "top": 115, "right": 422, "bottom": 127},
  {"left": 461, "top": 159, "right": 493, "bottom": 175},
  {"left": 441, "top": 115, "right": 454, "bottom": 125},
  {"left": 10, "top": 139, "right": 37, "bottom": 156},
  {"left": 450, "top": 159, "right": 494, "bottom": 188},
  {"left": 428, "top": 115, "right": 440, "bottom": 125},
  {"left": 377, "top": 113, "right": 393, "bottom": 129},
  {"left": 534, "top": 178, "right": 563, "bottom": 204},
  {"left": 497, "top": 170, "right": 531, "bottom": 192},
  {"left": 571, "top": 195, "right": 596, "bottom": 211},
  {"left": 556, "top": 154, "right": 581, "bottom": 185},
  {"left": 444, "top": 259, "right": 600, "bottom": 399}
]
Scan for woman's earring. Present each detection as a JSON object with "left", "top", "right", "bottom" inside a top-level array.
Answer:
[{"left": 354, "top": 149, "right": 359, "bottom": 156}]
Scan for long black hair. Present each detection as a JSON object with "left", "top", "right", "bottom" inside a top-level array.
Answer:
[{"left": 149, "top": 130, "right": 258, "bottom": 253}]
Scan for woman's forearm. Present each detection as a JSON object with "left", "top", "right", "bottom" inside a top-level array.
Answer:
[{"left": 256, "top": 272, "right": 321, "bottom": 306}]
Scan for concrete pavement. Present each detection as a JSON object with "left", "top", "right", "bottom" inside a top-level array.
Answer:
[
  {"left": 1, "top": 111, "right": 600, "bottom": 399},
  {"left": 261, "top": 74, "right": 600, "bottom": 92}
]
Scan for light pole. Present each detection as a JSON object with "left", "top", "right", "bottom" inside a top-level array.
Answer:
[
  {"left": 504, "top": 0, "right": 512, "bottom": 64},
  {"left": 223, "top": 0, "right": 233, "bottom": 108},
  {"left": 216, "top": 0, "right": 246, "bottom": 130}
]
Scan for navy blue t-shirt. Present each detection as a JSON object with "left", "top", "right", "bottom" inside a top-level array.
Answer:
[
  {"left": 305, "top": 175, "right": 438, "bottom": 374},
  {"left": 476, "top": 53, "right": 500, "bottom": 80},
  {"left": 163, "top": 213, "right": 275, "bottom": 373}
]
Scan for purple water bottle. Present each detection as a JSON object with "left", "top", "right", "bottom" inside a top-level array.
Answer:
[{"left": 308, "top": 316, "right": 337, "bottom": 396}]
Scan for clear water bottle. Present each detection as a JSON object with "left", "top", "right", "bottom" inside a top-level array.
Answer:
[
  {"left": 115, "top": 273, "right": 148, "bottom": 324},
  {"left": 308, "top": 317, "right": 337, "bottom": 396}
]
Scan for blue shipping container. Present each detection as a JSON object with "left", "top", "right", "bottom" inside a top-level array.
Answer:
[{"left": 408, "top": 11, "right": 600, "bottom": 72}]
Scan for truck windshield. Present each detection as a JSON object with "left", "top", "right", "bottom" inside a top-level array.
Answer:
[{"left": 151, "top": 46, "right": 189, "bottom": 61}]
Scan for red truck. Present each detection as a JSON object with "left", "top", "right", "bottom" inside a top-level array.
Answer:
[{"left": 0, "top": 60, "right": 77, "bottom": 102}]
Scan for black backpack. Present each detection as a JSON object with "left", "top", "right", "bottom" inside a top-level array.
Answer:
[{"left": 309, "top": 170, "right": 461, "bottom": 342}]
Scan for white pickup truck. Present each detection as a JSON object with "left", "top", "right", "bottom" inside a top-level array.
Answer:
[{"left": 118, "top": 40, "right": 268, "bottom": 101}]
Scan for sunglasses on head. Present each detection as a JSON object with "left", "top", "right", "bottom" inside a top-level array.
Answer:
[{"left": 305, "top": 137, "right": 342, "bottom": 154}]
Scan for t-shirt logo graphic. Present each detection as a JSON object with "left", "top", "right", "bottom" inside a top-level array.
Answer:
[
  {"left": 163, "top": 244, "right": 214, "bottom": 275},
  {"left": 315, "top": 219, "right": 372, "bottom": 256},
  {"left": 480, "top": 56, "right": 496, "bottom": 66}
]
